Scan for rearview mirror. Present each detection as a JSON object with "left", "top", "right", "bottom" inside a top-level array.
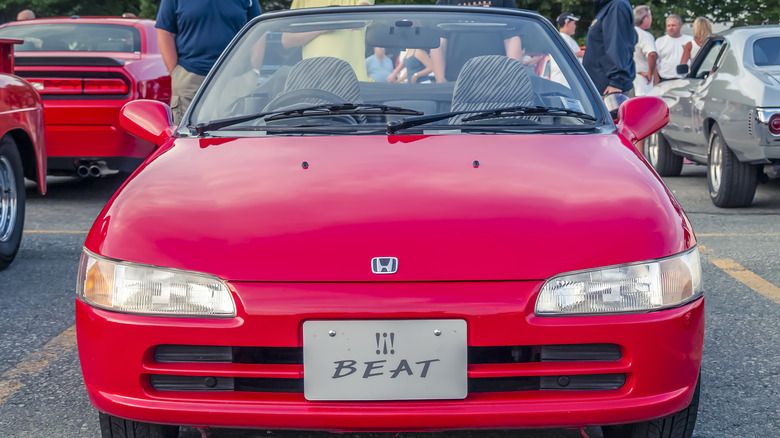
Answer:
[{"left": 616, "top": 96, "right": 669, "bottom": 144}]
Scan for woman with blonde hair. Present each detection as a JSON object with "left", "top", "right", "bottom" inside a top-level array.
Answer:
[{"left": 681, "top": 17, "right": 713, "bottom": 64}]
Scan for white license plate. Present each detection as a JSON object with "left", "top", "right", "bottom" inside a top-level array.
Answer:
[{"left": 303, "top": 319, "right": 467, "bottom": 401}]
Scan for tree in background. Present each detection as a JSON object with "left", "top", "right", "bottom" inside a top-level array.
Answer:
[{"left": 1, "top": 0, "right": 777, "bottom": 36}]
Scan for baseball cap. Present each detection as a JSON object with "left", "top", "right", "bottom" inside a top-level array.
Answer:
[{"left": 556, "top": 12, "right": 580, "bottom": 27}]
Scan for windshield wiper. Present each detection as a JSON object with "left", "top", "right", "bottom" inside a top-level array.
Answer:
[
  {"left": 386, "top": 105, "right": 596, "bottom": 134},
  {"left": 191, "top": 103, "right": 423, "bottom": 136}
]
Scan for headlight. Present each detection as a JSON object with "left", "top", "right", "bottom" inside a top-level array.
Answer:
[
  {"left": 535, "top": 247, "right": 702, "bottom": 316},
  {"left": 76, "top": 249, "right": 236, "bottom": 318}
]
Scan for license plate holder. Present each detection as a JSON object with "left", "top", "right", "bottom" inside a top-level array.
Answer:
[{"left": 303, "top": 319, "right": 467, "bottom": 401}]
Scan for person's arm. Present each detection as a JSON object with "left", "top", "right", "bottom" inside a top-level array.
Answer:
[
  {"left": 157, "top": 29, "right": 178, "bottom": 74},
  {"left": 250, "top": 33, "right": 267, "bottom": 71},
  {"left": 600, "top": 4, "right": 635, "bottom": 93},
  {"left": 410, "top": 50, "right": 434, "bottom": 83},
  {"left": 680, "top": 41, "right": 693, "bottom": 65},
  {"left": 646, "top": 51, "right": 658, "bottom": 84},
  {"left": 503, "top": 35, "right": 523, "bottom": 61},
  {"left": 281, "top": 30, "right": 327, "bottom": 48},
  {"left": 430, "top": 38, "right": 447, "bottom": 83}
]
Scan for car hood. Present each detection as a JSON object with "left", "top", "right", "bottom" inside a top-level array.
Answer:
[{"left": 87, "top": 134, "right": 694, "bottom": 282}]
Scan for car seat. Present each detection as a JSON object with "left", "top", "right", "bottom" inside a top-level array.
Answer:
[{"left": 450, "top": 55, "right": 537, "bottom": 124}]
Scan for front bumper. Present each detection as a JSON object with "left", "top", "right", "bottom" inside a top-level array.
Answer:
[{"left": 76, "top": 281, "right": 704, "bottom": 431}]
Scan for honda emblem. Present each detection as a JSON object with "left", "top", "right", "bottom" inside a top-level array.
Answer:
[{"left": 371, "top": 257, "right": 398, "bottom": 274}]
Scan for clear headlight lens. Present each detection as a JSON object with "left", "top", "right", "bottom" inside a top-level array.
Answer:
[
  {"left": 535, "top": 247, "right": 702, "bottom": 316},
  {"left": 76, "top": 249, "right": 235, "bottom": 318}
]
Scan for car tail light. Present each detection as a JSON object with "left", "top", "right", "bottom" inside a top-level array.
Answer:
[
  {"left": 27, "top": 77, "right": 129, "bottom": 95},
  {"left": 770, "top": 114, "right": 780, "bottom": 135},
  {"left": 137, "top": 76, "right": 172, "bottom": 104},
  {"left": 83, "top": 78, "right": 129, "bottom": 94},
  {"left": 29, "top": 78, "right": 82, "bottom": 94}
]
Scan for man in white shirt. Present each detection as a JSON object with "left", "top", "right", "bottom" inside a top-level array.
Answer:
[
  {"left": 655, "top": 14, "right": 693, "bottom": 81},
  {"left": 633, "top": 6, "right": 657, "bottom": 96}
]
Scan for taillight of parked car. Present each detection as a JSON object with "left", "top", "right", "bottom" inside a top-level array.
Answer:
[
  {"left": 137, "top": 76, "right": 172, "bottom": 104},
  {"left": 770, "top": 114, "right": 780, "bottom": 135},
  {"left": 29, "top": 77, "right": 129, "bottom": 95}
]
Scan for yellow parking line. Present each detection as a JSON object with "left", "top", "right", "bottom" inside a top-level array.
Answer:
[
  {"left": 709, "top": 258, "right": 780, "bottom": 305},
  {"left": 0, "top": 325, "right": 77, "bottom": 405},
  {"left": 23, "top": 230, "right": 88, "bottom": 234}
]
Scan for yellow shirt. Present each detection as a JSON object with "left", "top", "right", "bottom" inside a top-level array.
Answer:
[{"left": 290, "top": 0, "right": 374, "bottom": 81}]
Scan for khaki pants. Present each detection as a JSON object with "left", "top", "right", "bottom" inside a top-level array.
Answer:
[{"left": 170, "top": 64, "right": 206, "bottom": 124}]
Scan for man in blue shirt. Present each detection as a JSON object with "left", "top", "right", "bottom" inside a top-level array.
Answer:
[
  {"left": 156, "top": 0, "right": 261, "bottom": 123},
  {"left": 582, "top": 0, "right": 636, "bottom": 95}
]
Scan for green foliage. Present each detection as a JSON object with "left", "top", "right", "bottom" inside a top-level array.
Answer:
[{"left": 1, "top": 0, "right": 777, "bottom": 34}]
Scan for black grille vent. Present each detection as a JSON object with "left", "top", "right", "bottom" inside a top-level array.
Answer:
[
  {"left": 150, "top": 374, "right": 626, "bottom": 393},
  {"left": 154, "top": 344, "right": 620, "bottom": 365}
]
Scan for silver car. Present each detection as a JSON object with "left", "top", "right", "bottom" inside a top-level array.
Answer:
[{"left": 646, "top": 25, "right": 780, "bottom": 207}]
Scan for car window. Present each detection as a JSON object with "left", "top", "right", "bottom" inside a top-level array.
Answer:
[
  {"left": 189, "top": 9, "right": 601, "bottom": 136},
  {"left": 691, "top": 40, "right": 724, "bottom": 79},
  {"left": 753, "top": 37, "right": 780, "bottom": 66},
  {"left": 0, "top": 23, "right": 141, "bottom": 53}
]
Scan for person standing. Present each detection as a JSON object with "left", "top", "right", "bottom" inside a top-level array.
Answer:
[
  {"left": 557, "top": 12, "right": 584, "bottom": 59},
  {"left": 282, "top": 0, "right": 374, "bottom": 81},
  {"left": 365, "top": 47, "right": 395, "bottom": 83},
  {"left": 655, "top": 14, "right": 693, "bottom": 82},
  {"left": 632, "top": 5, "right": 657, "bottom": 96},
  {"left": 156, "top": 0, "right": 261, "bottom": 124},
  {"left": 583, "top": 0, "right": 636, "bottom": 95},
  {"left": 681, "top": 16, "right": 713, "bottom": 64},
  {"left": 430, "top": 0, "right": 523, "bottom": 83}
]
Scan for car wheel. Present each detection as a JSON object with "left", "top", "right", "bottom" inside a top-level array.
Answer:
[
  {"left": 0, "top": 135, "right": 25, "bottom": 271},
  {"left": 708, "top": 125, "right": 757, "bottom": 208},
  {"left": 602, "top": 375, "right": 700, "bottom": 438},
  {"left": 645, "top": 132, "right": 683, "bottom": 177},
  {"left": 99, "top": 412, "right": 179, "bottom": 438}
]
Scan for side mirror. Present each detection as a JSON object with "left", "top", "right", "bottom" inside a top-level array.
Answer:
[
  {"left": 676, "top": 64, "right": 689, "bottom": 75},
  {"left": 119, "top": 100, "right": 176, "bottom": 146},
  {"left": 616, "top": 96, "right": 669, "bottom": 144}
]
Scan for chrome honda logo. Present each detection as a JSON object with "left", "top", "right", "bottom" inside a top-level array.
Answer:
[{"left": 371, "top": 257, "right": 398, "bottom": 274}]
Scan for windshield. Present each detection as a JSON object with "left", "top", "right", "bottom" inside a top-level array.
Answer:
[
  {"left": 190, "top": 7, "right": 601, "bottom": 136},
  {"left": 0, "top": 23, "right": 141, "bottom": 53}
]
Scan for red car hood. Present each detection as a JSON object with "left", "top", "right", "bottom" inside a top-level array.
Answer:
[{"left": 87, "top": 134, "right": 694, "bottom": 282}]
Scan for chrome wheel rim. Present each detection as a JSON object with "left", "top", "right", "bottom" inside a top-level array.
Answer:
[
  {"left": 646, "top": 133, "right": 659, "bottom": 165},
  {"left": 0, "top": 155, "right": 18, "bottom": 242},
  {"left": 709, "top": 134, "right": 723, "bottom": 193}
]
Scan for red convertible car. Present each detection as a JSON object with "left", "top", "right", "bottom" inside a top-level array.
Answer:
[
  {"left": 0, "top": 38, "right": 46, "bottom": 271},
  {"left": 76, "top": 6, "right": 703, "bottom": 438},
  {"left": 0, "top": 17, "right": 170, "bottom": 177}
]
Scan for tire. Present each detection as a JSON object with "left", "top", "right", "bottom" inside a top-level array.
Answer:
[
  {"left": 646, "top": 132, "right": 683, "bottom": 177},
  {"left": 99, "top": 412, "right": 179, "bottom": 438},
  {"left": 602, "top": 375, "right": 700, "bottom": 438},
  {"left": 707, "top": 125, "right": 757, "bottom": 208},
  {"left": 0, "top": 135, "right": 25, "bottom": 271}
]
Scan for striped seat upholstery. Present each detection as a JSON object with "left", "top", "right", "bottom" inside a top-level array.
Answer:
[
  {"left": 282, "top": 56, "right": 363, "bottom": 105},
  {"left": 450, "top": 55, "right": 536, "bottom": 124},
  {"left": 263, "top": 56, "right": 365, "bottom": 122}
]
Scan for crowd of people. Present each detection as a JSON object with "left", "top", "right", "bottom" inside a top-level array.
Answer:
[{"left": 14, "top": 1, "right": 714, "bottom": 123}]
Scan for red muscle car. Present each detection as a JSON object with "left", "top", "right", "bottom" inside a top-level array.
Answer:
[
  {"left": 0, "top": 17, "right": 170, "bottom": 177},
  {"left": 0, "top": 38, "right": 46, "bottom": 270},
  {"left": 76, "top": 6, "right": 703, "bottom": 438}
]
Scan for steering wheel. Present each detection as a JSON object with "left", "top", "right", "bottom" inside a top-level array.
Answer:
[
  {"left": 263, "top": 88, "right": 361, "bottom": 125},
  {"left": 264, "top": 88, "right": 350, "bottom": 112}
]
